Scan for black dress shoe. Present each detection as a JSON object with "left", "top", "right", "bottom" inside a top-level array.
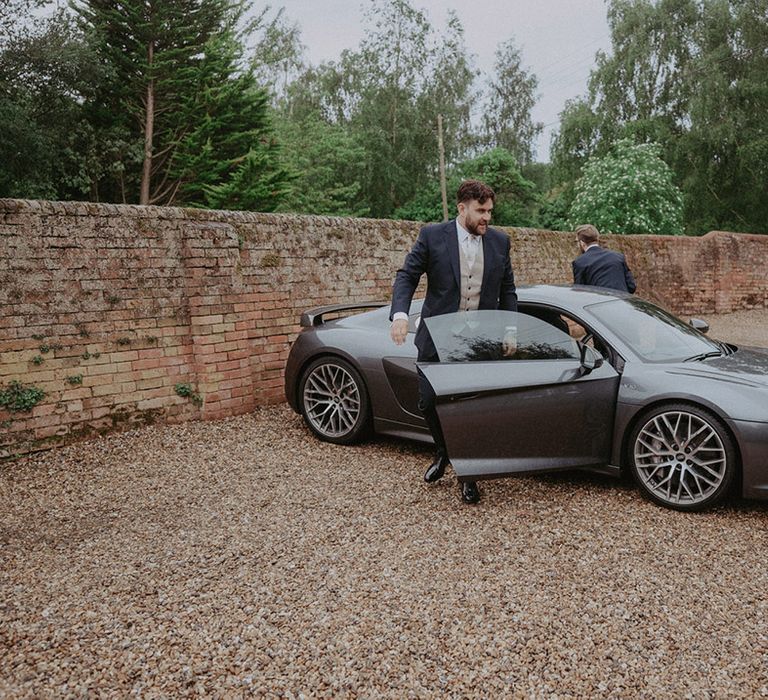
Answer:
[
  {"left": 424, "top": 454, "right": 449, "bottom": 483},
  {"left": 460, "top": 481, "right": 480, "bottom": 504}
]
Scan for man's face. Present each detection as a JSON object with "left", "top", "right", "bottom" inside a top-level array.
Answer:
[{"left": 458, "top": 198, "right": 493, "bottom": 236}]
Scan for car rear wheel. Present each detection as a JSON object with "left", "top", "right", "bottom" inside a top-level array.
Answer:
[
  {"left": 299, "top": 357, "right": 371, "bottom": 445},
  {"left": 629, "top": 403, "right": 736, "bottom": 511}
]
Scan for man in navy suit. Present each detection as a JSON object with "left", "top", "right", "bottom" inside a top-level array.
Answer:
[
  {"left": 572, "top": 224, "right": 636, "bottom": 293},
  {"left": 390, "top": 180, "right": 518, "bottom": 504}
]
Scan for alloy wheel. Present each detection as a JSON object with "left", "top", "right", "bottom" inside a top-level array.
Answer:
[
  {"left": 302, "top": 361, "right": 364, "bottom": 440},
  {"left": 632, "top": 409, "right": 730, "bottom": 509}
]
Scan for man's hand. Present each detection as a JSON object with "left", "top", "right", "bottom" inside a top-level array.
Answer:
[{"left": 390, "top": 318, "right": 409, "bottom": 345}]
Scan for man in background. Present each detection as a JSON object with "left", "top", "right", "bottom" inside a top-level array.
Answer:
[
  {"left": 572, "top": 224, "right": 636, "bottom": 293},
  {"left": 390, "top": 180, "right": 517, "bottom": 504}
]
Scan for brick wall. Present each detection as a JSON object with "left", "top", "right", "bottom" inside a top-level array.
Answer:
[{"left": 2, "top": 199, "right": 767, "bottom": 457}]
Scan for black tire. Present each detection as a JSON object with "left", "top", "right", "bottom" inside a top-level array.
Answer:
[
  {"left": 628, "top": 402, "right": 737, "bottom": 511},
  {"left": 298, "top": 357, "right": 371, "bottom": 445}
]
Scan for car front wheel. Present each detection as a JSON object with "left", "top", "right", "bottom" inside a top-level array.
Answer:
[
  {"left": 629, "top": 403, "right": 736, "bottom": 511},
  {"left": 299, "top": 357, "right": 371, "bottom": 445}
]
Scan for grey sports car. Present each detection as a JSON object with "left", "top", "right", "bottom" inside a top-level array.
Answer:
[{"left": 285, "top": 285, "right": 768, "bottom": 512}]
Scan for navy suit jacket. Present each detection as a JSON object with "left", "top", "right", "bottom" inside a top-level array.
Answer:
[
  {"left": 390, "top": 220, "right": 518, "bottom": 359},
  {"left": 572, "top": 246, "right": 636, "bottom": 294}
]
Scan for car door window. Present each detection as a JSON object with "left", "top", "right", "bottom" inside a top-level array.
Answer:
[
  {"left": 520, "top": 303, "right": 618, "bottom": 369},
  {"left": 424, "top": 310, "right": 580, "bottom": 363}
]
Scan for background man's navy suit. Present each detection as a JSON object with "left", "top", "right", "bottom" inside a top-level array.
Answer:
[
  {"left": 572, "top": 246, "right": 636, "bottom": 293},
  {"left": 390, "top": 220, "right": 518, "bottom": 361}
]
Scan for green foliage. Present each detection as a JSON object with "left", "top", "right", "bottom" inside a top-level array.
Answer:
[
  {"left": 550, "top": 99, "right": 608, "bottom": 188},
  {"left": 65, "top": 374, "right": 83, "bottom": 385},
  {"left": 0, "top": 380, "right": 45, "bottom": 413},
  {"left": 569, "top": 139, "right": 684, "bottom": 235},
  {"left": 537, "top": 186, "right": 573, "bottom": 231},
  {"left": 275, "top": 115, "right": 368, "bottom": 216},
  {"left": 0, "top": 8, "right": 106, "bottom": 200},
  {"left": 174, "top": 382, "right": 203, "bottom": 406},
  {"left": 31, "top": 355, "right": 44, "bottom": 366},
  {"left": 250, "top": 7, "right": 306, "bottom": 107},
  {"left": 553, "top": 0, "right": 768, "bottom": 235},
  {"left": 395, "top": 148, "right": 538, "bottom": 226},
  {"left": 281, "top": 1, "right": 476, "bottom": 217},
  {"left": 169, "top": 32, "right": 292, "bottom": 211},
  {"left": 678, "top": 0, "right": 768, "bottom": 234},
  {"left": 202, "top": 145, "right": 292, "bottom": 212},
  {"left": 459, "top": 149, "right": 539, "bottom": 226},
  {"left": 481, "top": 39, "right": 542, "bottom": 164},
  {"left": 73, "top": 0, "right": 291, "bottom": 209},
  {"left": 1, "top": 0, "right": 552, "bottom": 219}
]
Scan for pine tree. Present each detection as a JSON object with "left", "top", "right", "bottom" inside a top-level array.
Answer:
[{"left": 75, "top": 0, "right": 290, "bottom": 209}]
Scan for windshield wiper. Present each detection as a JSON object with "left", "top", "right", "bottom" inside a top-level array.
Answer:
[
  {"left": 683, "top": 350, "right": 723, "bottom": 362},
  {"left": 716, "top": 339, "right": 735, "bottom": 355}
]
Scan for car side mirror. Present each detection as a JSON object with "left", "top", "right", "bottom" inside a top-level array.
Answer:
[
  {"left": 689, "top": 318, "right": 710, "bottom": 334},
  {"left": 579, "top": 344, "right": 604, "bottom": 376}
]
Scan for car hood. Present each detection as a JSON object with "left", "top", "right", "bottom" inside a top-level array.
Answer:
[{"left": 668, "top": 346, "right": 768, "bottom": 387}]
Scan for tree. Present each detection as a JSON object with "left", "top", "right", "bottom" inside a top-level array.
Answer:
[
  {"left": 568, "top": 138, "right": 684, "bottom": 235},
  {"left": 347, "top": 0, "right": 443, "bottom": 216},
  {"left": 0, "top": 0, "right": 48, "bottom": 51},
  {"left": 552, "top": 0, "right": 768, "bottom": 235},
  {"left": 282, "top": 0, "right": 476, "bottom": 218},
  {"left": 482, "top": 39, "right": 543, "bottom": 164},
  {"left": 591, "top": 0, "right": 697, "bottom": 136},
  {"left": 0, "top": 6, "right": 106, "bottom": 200},
  {"left": 167, "top": 29, "right": 292, "bottom": 210},
  {"left": 550, "top": 98, "right": 608, "bottom": 188},
  {"left": 679, "top": 0, "right": 768, "bottom": 234},
  {"left": 275, "top": 115, "right": 367, "bottom": 216},
  {"left": 395, "top": 148, "right": 538, "bottom": 226},
  {"left": 250, "top": 7, "right": 306, "bottom": 110},
  {"left": 74, "top": 0, "right": 290, "bottom": 209}
]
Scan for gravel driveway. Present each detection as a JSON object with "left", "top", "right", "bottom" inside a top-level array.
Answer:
[{"left": 2, "top": 311, "right": 767, "bottom": 698}]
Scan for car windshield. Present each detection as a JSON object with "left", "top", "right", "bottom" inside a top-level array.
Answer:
[
  {"left": 424, "top": 310, "right": 580, "bottom": 362},
  {"left": 585, "top": 298, "right": 721, "bottom": 362}
]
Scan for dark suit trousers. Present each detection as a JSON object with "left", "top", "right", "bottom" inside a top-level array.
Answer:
[{"left": 417, "top": 352, "right": 447, "bottom": 457}]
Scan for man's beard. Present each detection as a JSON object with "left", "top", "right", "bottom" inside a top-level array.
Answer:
[{"left": 465, "top": 218, "right": 487, "bottom": 236}]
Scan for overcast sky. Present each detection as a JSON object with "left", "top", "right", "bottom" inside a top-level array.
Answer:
[{"left": 272, "top": 0, "right": 612, "bottom": 162}]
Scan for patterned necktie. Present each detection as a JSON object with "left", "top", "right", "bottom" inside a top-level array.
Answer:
[{"left": 463, "top": 234, "right": 479, "bottom": 267}]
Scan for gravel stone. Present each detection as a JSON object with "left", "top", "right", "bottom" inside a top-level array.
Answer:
[{"left": 1, "top": 311, "right": 767, "bottom": 698}]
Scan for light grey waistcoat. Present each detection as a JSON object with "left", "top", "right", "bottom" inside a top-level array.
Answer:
[{"left": 459, "top": 238, "right": 484, "bottom": 311}]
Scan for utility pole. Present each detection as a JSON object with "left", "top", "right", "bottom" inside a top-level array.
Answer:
[{"left": 437, "top": 114, "right": 448, "bottom": 222}]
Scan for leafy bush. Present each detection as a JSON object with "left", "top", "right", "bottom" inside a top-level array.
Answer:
[{"left": 568, "top": 139, "right": 684, "bottom": 235}]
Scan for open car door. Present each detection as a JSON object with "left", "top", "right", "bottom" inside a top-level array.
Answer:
[{"left": 419, "top": 310, "right": 620, "bottom": 481}]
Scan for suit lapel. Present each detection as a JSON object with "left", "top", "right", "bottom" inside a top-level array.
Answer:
[
  {"left": 480, "top": 230, "right": 494, "bottom": 294},
  {"left": 445, "top": 220, "right": 460, "bottom": 288}
]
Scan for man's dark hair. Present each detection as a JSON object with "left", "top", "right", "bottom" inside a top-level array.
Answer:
[{"left": 456, "top": 179, "right": 495, "bottom": 205}]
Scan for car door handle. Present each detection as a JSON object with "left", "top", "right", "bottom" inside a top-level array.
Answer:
[{"left": 451, "top": 393, "right": 480, "bottom": 402}]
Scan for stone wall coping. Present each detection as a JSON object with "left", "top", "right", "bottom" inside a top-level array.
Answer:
[{"left": 2, "top": 198, "right": 755, "bottom": 241}]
